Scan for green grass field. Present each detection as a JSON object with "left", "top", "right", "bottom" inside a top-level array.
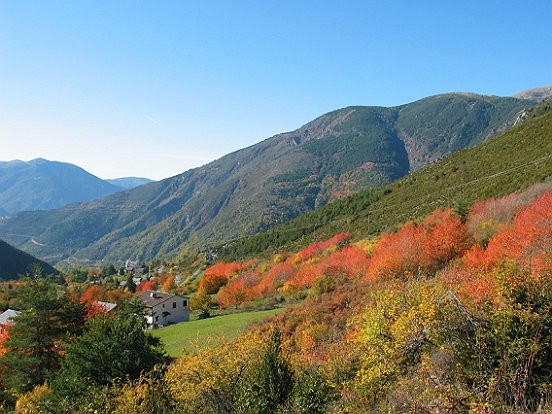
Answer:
[{"left": 152, "top": 308, "right": 283, "bottom": 357}]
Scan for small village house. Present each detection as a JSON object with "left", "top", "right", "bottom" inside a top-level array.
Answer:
[
  {"left": 138, "top": 290, "right": 189, "bottom": 328},
  {"left": 0, "top": 309, "right": 21, "bottom": 335}
]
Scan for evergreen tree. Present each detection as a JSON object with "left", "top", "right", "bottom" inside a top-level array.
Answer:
[
  {"left": 236, "top": 328, "right": 293, "bottom": 414},
  {"left": 125, "top": 273, "right": 137, "bottom": 293},
  {"left": 52, "top": 300, "right": 165, "bottom": 396},
  {"left": 0, "top": 277, "right": 87, "bottom": 394}
]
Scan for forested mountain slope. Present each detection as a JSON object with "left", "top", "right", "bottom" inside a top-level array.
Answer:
[
  {"left": 0, "top": 239, "right": 58, "bottom": 280},
  {"left": 0, "top": 94, "right": 530, "bottom": 264},
  {"left": 219, "top": 107, "right": 552, "bottom": 260}
]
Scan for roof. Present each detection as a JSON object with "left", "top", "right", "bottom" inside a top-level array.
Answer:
[
  {"left": 95, "top": 301, "right": 118, "bottom": 312},
  {"left": 138, "top": 290, "right": 188, "bottom": 307},
  {"left": 0, "top": 309, "right": 21, "bottom": 325}
]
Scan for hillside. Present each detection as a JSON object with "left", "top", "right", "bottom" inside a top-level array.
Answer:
[
  {"left": 0, "top": 158, "right": 124, "bottom": 213},
  {"left": 0, "top": 239, "right": 58, "bottom": 280},
  {"left": 0, "top": 93, "right": 531, "bottom": 264},
  {"left": 219, "top": 108, "right": 552, "bottom": 260}
]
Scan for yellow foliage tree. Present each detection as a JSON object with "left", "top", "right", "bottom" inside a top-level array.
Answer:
[
  {"left": 164, "top": 331, "right": 263, "bottom": 414},
  {"left": 15, "top": 383, "right": 52, "bottom": 414},
  {"left": 348, "top": 281, "right": 448, "bottom": 402}
]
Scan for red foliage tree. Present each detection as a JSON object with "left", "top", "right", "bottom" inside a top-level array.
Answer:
[
  {"left": 199, "top": 261, "right": 245, "bottom": 294},
  {"left": 422, "top": 208, "right": 472, "bottom": 269},
  {"left": 217, "top": 272, "right": 259, "bottom": 308},
  {"left": 366, "top": 222, "right": 428, "bottom": 281},
  {"left": 484, "top": 192, "right": 552, "bottom": 275},
  {"left": 366, "top": 209, "right": 470, "bottom": 281},
  {"left": 317, "top": 245, "right": 371, "bottom": 280},
  {"left": 254, "top": 262, "right": 296, "bottom": 297},
  {"left": 138, "top": 279, "right": 158, "bottom": 292},
  {"left": 293, "top": 233, "right": 351, "bottom": 262},
  {"left": 79, "top": 285, "right": 106, "bottom": 304}
]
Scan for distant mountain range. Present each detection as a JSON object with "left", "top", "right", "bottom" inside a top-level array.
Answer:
[
  {"left": 0, "top": 159, "right": 152, "bottom": 214},
  {"left": 106, "top": 177, "right": 153, "bottom": 190},
  {"left": 0, "top": 239, "right": 58, "bottom": 280},
  {"left": 0, "top": 91, "right": 534, "bottom": 264}
]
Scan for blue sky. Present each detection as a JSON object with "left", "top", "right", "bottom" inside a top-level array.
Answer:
[{"left": 1, "top": 1, "right": 551, "bottom": 180}]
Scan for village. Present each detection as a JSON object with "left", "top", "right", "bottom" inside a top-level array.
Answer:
[{"left": 0, "top": 258, "right": 192, "bottom": 335}]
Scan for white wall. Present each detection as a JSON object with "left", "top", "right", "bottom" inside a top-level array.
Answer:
[{"left": 151, "top": 296, "right": 189, "bottom": 327}]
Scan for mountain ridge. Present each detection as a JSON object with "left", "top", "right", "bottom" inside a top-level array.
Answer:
[
  {"left": 106, "top": 177, "right": 153, "bottom": 189},
  {"left": 513, "top": 84, "right": 552, "bottom": 101},
  {"left": 0, "top": 158, "right": 125, "bottom": 213},
  {"left": 218, "top": 106, "right": 552, "bottom": 260},
  {"left": 0, "top": 92, "right": 533, "bottom": 264}
]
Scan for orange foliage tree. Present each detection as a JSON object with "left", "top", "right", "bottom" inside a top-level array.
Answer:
[
  {"left": 79, "top": 285, "right": 107, "bottom": 304},
  {"left": 138, "top": 279, "right": 158, "bottom": 292},
  {"left": 293, "top": 233, "right": 351, "bottom": 262},
  {"left": 367, "top": 209, "right": 470, "bottom": 281},
  {"left": 161, "top": 275, "right": 176, "bottom": 292},
  {"left": 199, "top": 261, "right": 245, "bottom": 294},
  {"left": 442, "top": 192, "right": 552, "bottom": 307},
  {"left": 217, "top": 272, "right": 259, "bottom": 308},
  {"left": 483, "top": 192, "right": 552, "bottom": 275},
  {"left": 254, "top": 262, "right": 296, "bottom": 297}
]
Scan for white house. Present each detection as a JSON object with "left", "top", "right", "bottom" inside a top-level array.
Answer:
[
  {"left": 0, "top": 309, "right": 21, "bottom": 335},
  {"left": 138, "top": 290, "right": 190, "bottom": 328}
]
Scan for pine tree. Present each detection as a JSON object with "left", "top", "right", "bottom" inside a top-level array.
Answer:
[
  {"left": 0, "top": 277, "right": 87, "bottom": 394},
  {"left": 236, "top": 328, "right": 293, "bottom": 414},
  {"left": 52, "top": 300, "right": 165, "bottom": 396}
]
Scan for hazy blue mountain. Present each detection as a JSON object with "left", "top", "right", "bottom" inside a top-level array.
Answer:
[
  {"left": 106, "top": 177, "right": 154, "bottom": 190},
  {"left": 0, "top": 239, "right": 58, "bottom": 280},
  {"left": 0, "top": 93, "right": 533, "bottom": 264},
  {"left": 0, "top": 158, "right": 124, "bottom": 213}
]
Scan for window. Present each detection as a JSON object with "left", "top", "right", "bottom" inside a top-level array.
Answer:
[
  {"left": 162, "top": 304, "right": 165, "bottom": 308},
  {"left": 155, "top": 316, "right": 158, "bottom": 322},
  {"left": 183, "top": 300, "right": 188, "bottom": 307},
  {"left": 172, "top": 302, "right": 176, "bottom": 308}
]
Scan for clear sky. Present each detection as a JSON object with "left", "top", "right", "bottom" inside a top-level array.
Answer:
[{"left": 1, "top": 1, "right": 551, "bottom": 180}]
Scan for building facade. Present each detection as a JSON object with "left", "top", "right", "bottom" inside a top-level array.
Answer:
[{"left": 138, "top": 290, "right": 190, "bottom": 328}]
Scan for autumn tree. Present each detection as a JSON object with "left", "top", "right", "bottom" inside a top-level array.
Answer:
[
  {"left": 199, "top": 262, "right": 244, "bottom": 294},
  {"left": 79, "top": 284, "right": 106, "bottom": 304},
  {"left": 165, "top": 332, "right": 263, "bottom": 414},
  {"left": 161, "top": 275, "right": 176, "bottom": 293},
  {"left": 138, "top": 279, "right": 158, "bottom": 292}
]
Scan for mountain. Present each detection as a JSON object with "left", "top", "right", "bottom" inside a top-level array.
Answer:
[
  {"left": 219, "top": 105, "right": 552, "bottom": 260},
  {"left": 0, "top": 158, "right": 124, "bottom": 213},
  {"left": 106, "top": 177, "right": 154, "bottom": 190},
  {"left": 0, "top": 239, "right": 58, "bottom": 280},
  {"left": 513, "top": 84, "right": 552, "bottom": 101},
  {"left": 0, "top": 93, "right": 533, "bottom": 264}
]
